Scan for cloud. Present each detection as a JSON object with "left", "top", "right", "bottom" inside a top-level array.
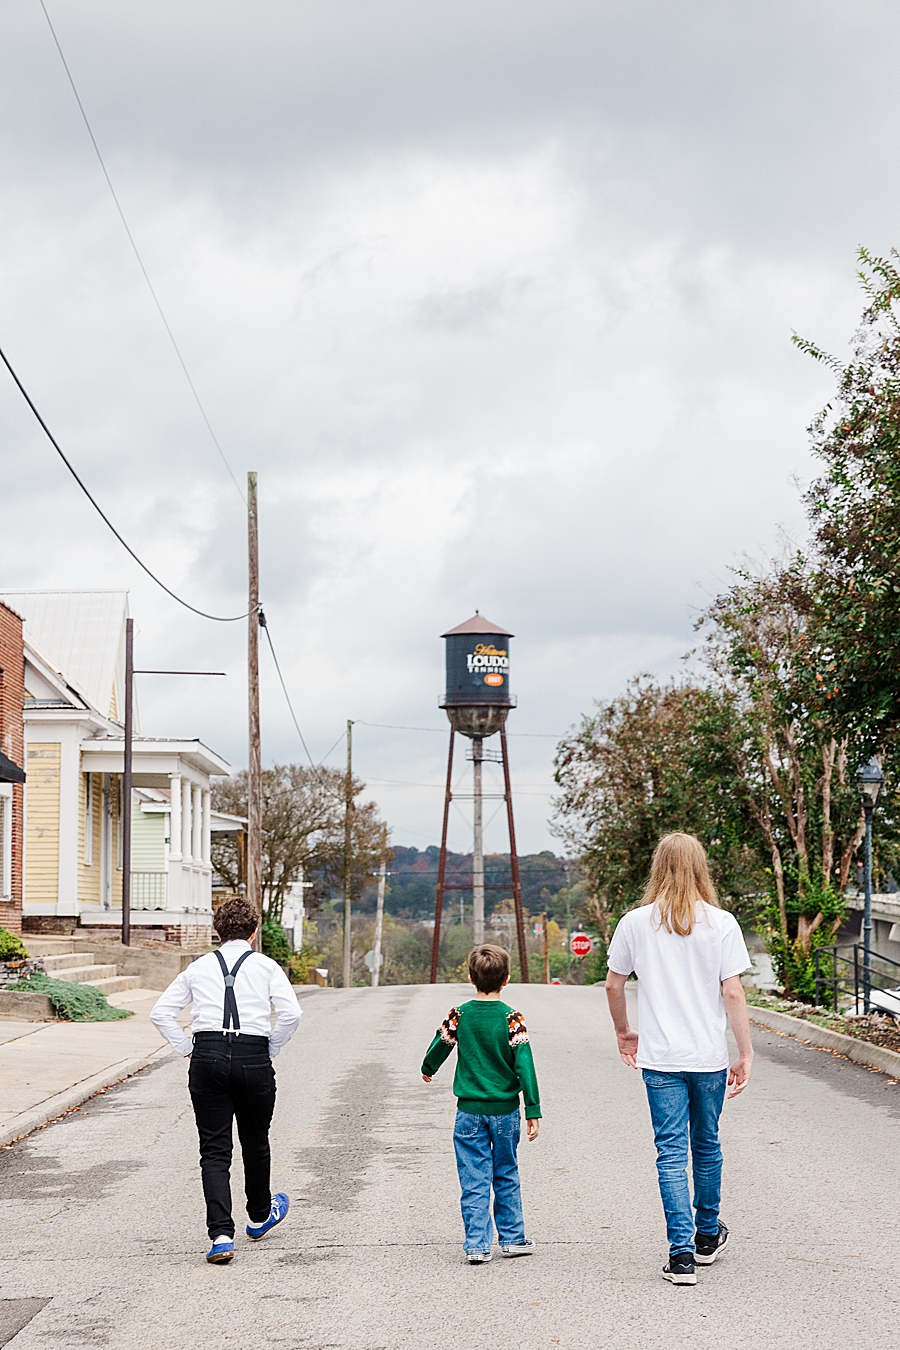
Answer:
[{"left": 0, "top": 0, "right": 895, "bottom": 850}]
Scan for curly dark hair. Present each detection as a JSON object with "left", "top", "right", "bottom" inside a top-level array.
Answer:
[{"left": 213, "top": 897, "right": 260, "bottom": 944}]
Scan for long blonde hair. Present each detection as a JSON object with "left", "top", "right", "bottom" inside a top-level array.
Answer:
[{"left": 640, "top": 832, "right": 719, "bottom": 936}]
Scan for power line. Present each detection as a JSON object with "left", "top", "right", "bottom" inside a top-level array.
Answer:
[
  {"left": 0, "top": 341, "right": 253, "bottom": 622},
  {"left": 37, "top": 0, "right": 245, "bottom": 504},
  {"left": 355, "top": 720, "right": 562, "bottom": 738},
  {"left": 318, "top": 730, "right": 348, "bottom": 766},
  {"left": 260, "top": 615, "right": 323, "bottom": 780}
]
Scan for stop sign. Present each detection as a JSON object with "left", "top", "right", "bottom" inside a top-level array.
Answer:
[{"left": 570, "top": 932, "right": 592, "bottom": 958}]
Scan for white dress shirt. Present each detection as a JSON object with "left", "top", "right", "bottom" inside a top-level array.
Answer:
[{"left": 150, "top": 939, "right": 302, "bottom": 1059}]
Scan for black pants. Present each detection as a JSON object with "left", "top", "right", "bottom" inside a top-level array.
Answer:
[{"left": 188, "top": 1034, "right": 276, "bottom": 1240}]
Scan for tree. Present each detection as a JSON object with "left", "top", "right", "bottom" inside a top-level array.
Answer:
[
  {"left": 211, "top": 764, "right": 388, "bottom": 925},
  {"left": 701, "top": 564, "right": 867, "bottom": 994},
  {"left": 797, "top": 248, "right": 900, "bottom": 754},
  {"left": 553, "top": 676, "right": 761, "bottom": 924}
]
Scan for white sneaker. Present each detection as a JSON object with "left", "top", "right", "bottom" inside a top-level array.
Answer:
[
  {"left": 500, "top": 1240, "right": 535, "bottom": 1257},
  {"left": 466, "top": 1251, "right": 492, "bottom": 1264}
]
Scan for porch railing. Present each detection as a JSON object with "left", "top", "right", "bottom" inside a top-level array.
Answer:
[{"left": 131, "top": 870, "right": 167, "bottom": 911}]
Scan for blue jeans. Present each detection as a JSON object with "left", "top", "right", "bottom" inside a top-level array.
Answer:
[
  {"left": 642, "top": 1069, "right": 727, "bottom": 1254},
  {"left": 452, "top": 1109, "right": 526, "bottom": 1254}
]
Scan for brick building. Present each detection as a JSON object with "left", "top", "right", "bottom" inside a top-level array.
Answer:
[{"left": 0, "top": 601, "right": 26, "bottom": 933}]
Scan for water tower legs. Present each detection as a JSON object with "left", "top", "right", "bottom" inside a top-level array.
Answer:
[
  {"left": 428, "top": 721, "right": 530, "bottom": 984},
  {"left": 500, "top": 725, "right": 530, "bottom": 983},
  {"left": 472, "top": 737, "right": 485, "bottom": 946},
  {"left": 429, "top": 726, "right": 455, "bottom": 984}
]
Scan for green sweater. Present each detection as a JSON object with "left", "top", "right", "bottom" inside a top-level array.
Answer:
[{"left": 421, "top": 999, "right": 542, "bottom": 1118}]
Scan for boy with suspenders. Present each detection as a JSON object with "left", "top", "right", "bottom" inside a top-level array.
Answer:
[{"left": 151, "top": 897, "right": 302, "bottom": 1263}]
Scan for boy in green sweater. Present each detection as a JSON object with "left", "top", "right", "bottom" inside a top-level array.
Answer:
[{"left": 421, "top": 944, "right": 541, "bottom": 1264}]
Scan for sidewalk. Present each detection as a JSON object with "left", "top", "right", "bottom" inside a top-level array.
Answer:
[{"left": 0, "top": 989, "right": 177, "bottom": 1147}]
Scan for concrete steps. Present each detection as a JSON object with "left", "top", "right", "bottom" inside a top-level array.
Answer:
[{"left": 36, "top": 951, "right": 141, "bottom": 996}]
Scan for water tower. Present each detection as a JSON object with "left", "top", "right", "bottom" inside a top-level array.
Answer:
[{"left": 429, "top": 613, "right": 529, "bottom": 983}]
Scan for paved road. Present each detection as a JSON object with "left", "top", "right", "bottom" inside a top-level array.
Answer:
[{"left": 1, "top": 984, "right": 899, "bottom": 1349}]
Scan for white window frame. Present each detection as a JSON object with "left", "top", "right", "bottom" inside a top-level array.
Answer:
[
  {"left": 84, "top": 773, "right": 93, "bottom": 865},
  {"left": 0, "top": 783, "right": 12, "bottom": 901}
]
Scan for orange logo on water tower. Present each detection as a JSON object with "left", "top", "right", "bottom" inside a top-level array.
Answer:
[{"left": 484, "top": 673, "right": 504, "bottom": 686}]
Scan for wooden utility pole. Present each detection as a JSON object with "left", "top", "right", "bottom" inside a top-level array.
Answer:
[
  {"left": 342, "top": 720, "right": 354, "bottom": 988},
  {"left": 121, "top": 617, "right": 134, "bottom": 947},
  {"left": 247, "top": 472, "right": 262, "bottom": 949}
]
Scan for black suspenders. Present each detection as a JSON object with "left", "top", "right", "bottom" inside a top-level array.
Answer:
[{"left": 214, "top": 949, "right": 255, "bottom": 1033}]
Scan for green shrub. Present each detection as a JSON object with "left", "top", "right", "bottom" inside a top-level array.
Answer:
[
  {"left": 9, "top": 973, "right": 133, "bottom": 1021},
  {"left": 288, "top": 942, "right": 326, "bottom": 985},
  {"left": 0, "top": 928, "right": 28, "bottom": 961},
  {"left": 261, "top": 921, "right": 292, "bottom": 967}
]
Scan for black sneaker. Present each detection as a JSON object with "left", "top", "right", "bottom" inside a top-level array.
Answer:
[
  {"left": 694, "top": 1222, "right": 729, "bottom": 1265},
  {"left": 662, "top": 1251, "right": 696, "bottom": 1285}
]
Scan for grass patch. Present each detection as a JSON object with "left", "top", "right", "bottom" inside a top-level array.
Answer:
[{"left": 8, "top": 973, "right": 133, "bottom": 1022}]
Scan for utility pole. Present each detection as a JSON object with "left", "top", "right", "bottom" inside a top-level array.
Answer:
[
  {"left": 542, "top": 911, "right": 550, "bottom": 985},
  {"left": 247, "top": 472, "right": 262, "bottom": 950},
  {"left": 121, "top": 618, "right": 134, "bottom": 947},
  {"left": 371, "top": 857, "right": 386, "bottom": 988},
  {"left": 565, "top": 867, "right": 573, "bottom": 985},
  {"left": 342, "top": 719, "right": 354, "bottom": 989},
  {"left": 472, "top": 736, "right": 484, "bottom": 945}
]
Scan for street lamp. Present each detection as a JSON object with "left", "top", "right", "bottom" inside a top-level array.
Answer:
[{"left": 856, "top": 756, "right": 884, "bottom": 1012}]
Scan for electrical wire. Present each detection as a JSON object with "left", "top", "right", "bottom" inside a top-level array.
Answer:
[
  {"left": 260, "top": 616, "right": 323, "bottom": 780},
  {"left": 37, "top": 0, "right": 245, "bottom": 504},
  {"left": 0, "top": 341, "right": 255, "bottom": 622},
  {"left": 355, "top": 720, "right": 562, "bottom": 738},
  {"left": 317, "top": 730, "right": 348, "bottom": 767}
]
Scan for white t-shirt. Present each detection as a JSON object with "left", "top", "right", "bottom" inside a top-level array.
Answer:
[{"left": 606, "top": 902, "right": 751, "bottom": 1072}]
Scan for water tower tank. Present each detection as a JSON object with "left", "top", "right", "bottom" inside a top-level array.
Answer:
[{"left": 440, "top": 613, "right": 514, "bottom": 739}]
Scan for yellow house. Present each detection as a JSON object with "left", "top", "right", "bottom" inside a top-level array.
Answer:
[{"left": 1, "top": 590, "right": 232, "bottom": 946}]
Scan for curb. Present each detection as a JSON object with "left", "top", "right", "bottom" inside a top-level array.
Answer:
[
  {"left": 748, "top": 1005, "right": 900, "bottom": 1078},
  {"left": 0, "top": 1042, "right": 174, "bottom": 1148}
]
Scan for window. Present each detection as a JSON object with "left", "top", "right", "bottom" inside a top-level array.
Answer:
[
  {"left": 84, "top": 774, "right": 93, "bottom": 865},
  {"left": 0, "top": 786, "right": 11, "bottom": 900}
]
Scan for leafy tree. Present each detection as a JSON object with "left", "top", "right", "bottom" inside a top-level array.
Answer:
[
  {"left": 553, "top": 676, "right": 762, "bottom": 923},
  {"left": 211, "top": 764, "right": 388, "bottom": 926},
  {"left": 701, "top": 564, "right": 868, "bottom": 995},
  {"left": 796, "top": 249, "right": 900, "bottom": 754}
]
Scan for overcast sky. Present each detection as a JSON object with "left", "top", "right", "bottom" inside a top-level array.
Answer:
[{"left": 1, "top": 0, "right": 897, "bottom": 855}]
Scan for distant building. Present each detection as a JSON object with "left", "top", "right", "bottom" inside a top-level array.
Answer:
[
  {"left": 0, "top": 590, "right": 233, "bottom": 947},
  {"left": 0, "top": 601, "right": 26, "bottom": 933}
]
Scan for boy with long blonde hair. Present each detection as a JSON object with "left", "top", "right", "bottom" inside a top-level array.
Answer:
[{"left": 605, "top": 832, "right": 753, "bottom": 1286}]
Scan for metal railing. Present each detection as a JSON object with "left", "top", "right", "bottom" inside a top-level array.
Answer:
[
  {"left": 814, "top": 943, "right": 900, "bottom": 1015},
  {"left": 130, "top": 871, "right": 167, "bottom": 911}
]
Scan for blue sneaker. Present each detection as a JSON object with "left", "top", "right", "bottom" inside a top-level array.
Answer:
[
  {"left": 206, "top": 1238, "right": 234, "bottom": 1263},
  {"left": 246, "top": 1192, "right": 290, "bottom": 1240}
]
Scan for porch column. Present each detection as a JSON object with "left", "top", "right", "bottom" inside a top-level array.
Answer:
[
  {"left": 181, "top": 779, "right": 192, "bottom": 861},
  {"left": 201, "top": 790, "right": 211, "bottom": 866},
  {"left": 192, "top": 784, "right": 202, "bottom": 865},
  {"left": 169, "top": 775, "right": 182, "bottom": 861}
]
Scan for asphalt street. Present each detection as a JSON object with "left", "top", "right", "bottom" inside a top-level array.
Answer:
[{"left": 1, "top": 983, "right": 898, "bottom": 1350}]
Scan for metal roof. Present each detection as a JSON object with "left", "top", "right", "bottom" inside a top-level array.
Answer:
[
  {"left": 441, "top": 612, "right": 514, "bottom": 638},
  {"left": 1, "top": 590, "right": 128, "bottom": 719}
]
